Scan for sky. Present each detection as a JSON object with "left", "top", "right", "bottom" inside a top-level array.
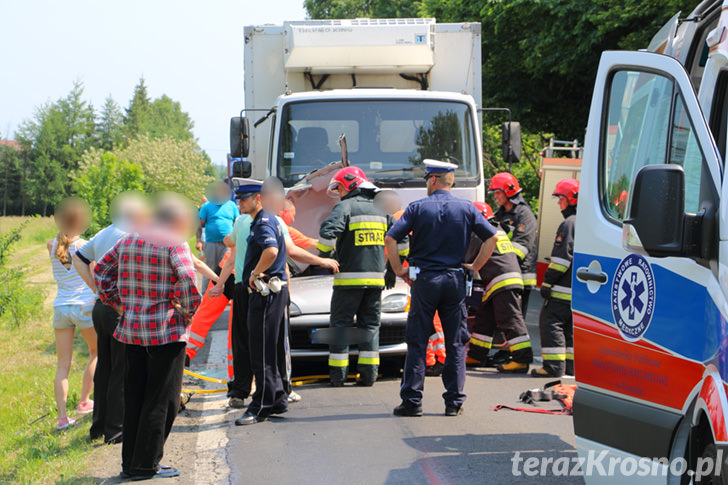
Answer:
[{"left": 0, "top": 0, "right": 307, "bottom": 165}]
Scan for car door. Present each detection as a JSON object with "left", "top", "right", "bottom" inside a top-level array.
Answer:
[{"left": 572, "top": 50, "right": 723, "bottom": 461}]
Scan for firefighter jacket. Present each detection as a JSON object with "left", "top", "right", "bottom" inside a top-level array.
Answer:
[
  {"left": 542, "top": 205, "right": 576, "bottom": 302},
  {"left": 465, "top": 224, "right": 523, "bottom": 303},
  {"left": 494, "top": 195, "right": 538, "bottom": 287},
  {"left": 317, "top": 188, "right": 406, "bottom": 288}
]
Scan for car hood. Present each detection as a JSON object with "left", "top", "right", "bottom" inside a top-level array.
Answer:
[{"left": 289, "top": 275, "right": 409, "bottom": 314}]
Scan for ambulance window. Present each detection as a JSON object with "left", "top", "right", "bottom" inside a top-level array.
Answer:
[
  {"left": 669, "top": 95, "right": 710, "bottom": 214},
  {"left": 601, "top": 70, "right": 673, "bottom": 222}
]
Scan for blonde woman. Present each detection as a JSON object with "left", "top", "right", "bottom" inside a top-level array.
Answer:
[{"left": 48, "top": 198, "right": 97, "bottom": 431}]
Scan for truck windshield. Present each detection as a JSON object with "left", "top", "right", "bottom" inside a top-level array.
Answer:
[{"left": 276, "top": 100, "right": 479, "bottom": 187}]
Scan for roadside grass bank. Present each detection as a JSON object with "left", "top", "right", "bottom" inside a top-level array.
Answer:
[{"left": 0, "top": 216, "right": 99, "bottom": 484}]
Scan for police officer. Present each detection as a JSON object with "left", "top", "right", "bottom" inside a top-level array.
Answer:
[
  {"left": 318, "top": 166, "right": 399, "bottom": 387},
  {"left": 233, "top": 179, "right": 289, "bottom": 425},
  {"left": 466, "top": 202, "right": 533, "bottom": 373},
  {"left": 385, "top": 160, "right": 498, "bottom": 417},
  {"left": 532, "top": 178, "right": 578, "bottom": 378},
  {"left": 489, "top": 173, "right": 538, "bottom": 316}
]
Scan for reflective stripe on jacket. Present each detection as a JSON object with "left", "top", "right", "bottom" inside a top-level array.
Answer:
[{"left": 318, "top": 189, "right": 398, "bottom": 289}]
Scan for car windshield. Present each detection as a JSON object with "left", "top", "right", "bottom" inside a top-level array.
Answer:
[{"left": 276, "top": 99, "right": 479, "bottom": 187}]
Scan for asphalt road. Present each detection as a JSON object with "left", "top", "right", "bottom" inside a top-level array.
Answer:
[{"left": 208, "top": 290, "right": 583, "bottom": 484}]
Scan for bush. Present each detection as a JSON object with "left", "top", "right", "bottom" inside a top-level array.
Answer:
[
  {"left": 0, "top": 219, "right": 46, "bottom": 328},
  {"left": 72, "top": 149, "right": 145, "bottom": 235},
  {"left": 482, "top": 123, "right": 555, "bottom": 215}
]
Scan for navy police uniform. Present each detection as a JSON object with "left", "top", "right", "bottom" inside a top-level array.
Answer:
[
  {"left": 243, "top": 205, "right": 289, "bottom": 419},
  {"left": 387, "top": 162, "right": 496, "bottom": 410}
]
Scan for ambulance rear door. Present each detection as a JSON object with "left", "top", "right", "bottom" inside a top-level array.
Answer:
[{"left": 572, "top": 50, "right": 724, "bottom": 473}]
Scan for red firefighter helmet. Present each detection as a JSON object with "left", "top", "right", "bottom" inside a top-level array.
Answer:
[
  {"left": 553, "top": 178, "right": 579, "bottom": 206},
  {"left": 473, "top": 201, "right": 494, "bottom": 219},
  {"left": 488, "top": 172, "right": 522, "bottom": 198},
  {"left": 329, "top": 166, "right": 373, "bottom": 192}
]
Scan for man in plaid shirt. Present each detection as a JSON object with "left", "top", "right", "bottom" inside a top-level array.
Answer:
[{"left": 95, "top": 195, "right": 201, "bottom": 480}]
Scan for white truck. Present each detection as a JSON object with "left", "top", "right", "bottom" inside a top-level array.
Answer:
[
  {"left": 229, "top": 19, "right": 516, "bottom": 360},
  {"left": 572, "top": 0, "right": 728, "bottom": 482}
]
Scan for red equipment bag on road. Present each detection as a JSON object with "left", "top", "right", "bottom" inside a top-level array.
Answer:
[{"left": 492, "top": 380, "right": 576, "bottom": 415}]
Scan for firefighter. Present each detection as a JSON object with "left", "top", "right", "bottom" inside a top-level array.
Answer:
[
  {"left": 489, "top": 173, "right": 538, "bottom": 317},
  {"left": 318, "top": 166, "right": 398, "bottom": 387},
  {"left": 466, "top": 202, "right": 533, "bottom": 373},
  {"left": 385, "top": 160, "right": 498, "bottom": 417},
  {"left": 532, "top": 178, "right": 578, "bottom": 378}
]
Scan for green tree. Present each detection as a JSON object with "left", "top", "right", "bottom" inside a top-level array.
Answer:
[
  {"left": 419, "top": 0, "right": 701, "bottom": 138},
  {"left": 147, "top": 95, "right": 194, "bottom": 141},
  {"left": 482, "top": 122, "right": 552, "bottom": 214},
  {"left": 71, "top": 149, "right": 145, "bottom": 234},
  {"left": 16, "top": 81, "right": 97, "bottom": 215},
  {"left": 124, "top": 78, "right": 195, "bottom": 141},
  {"left": 124, "top": 77, "right": 152, "bottom": 140},
  {"left": 97, "top": 95, "right": 125, "bottom": 150},
  {"left": 116, "top": 135, "right": 214, "bottom": 203},
  {"left": 0, "top": 140, "right": 23, "bottom": 216},
  {"left": 305, "top": 0, "right": 421, "bottom": 18}
]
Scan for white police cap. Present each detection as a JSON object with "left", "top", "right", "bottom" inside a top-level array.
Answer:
[
  {"left": 232, "top": 178, "right": 263, "bottom": 199},
  {"left": 423, "top": 159, "right": 458, "bottom": 173}
]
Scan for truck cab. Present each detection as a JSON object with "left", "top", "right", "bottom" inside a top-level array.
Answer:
[{"left": 572, "top": 1, "right": 728, "bottom": 481}]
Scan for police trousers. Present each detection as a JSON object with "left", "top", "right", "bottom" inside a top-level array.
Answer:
[
  {"left": 229, "top": 283, "right": 292, "bottom": 400},
  {"left": 538, "top": 299, "right": 574, "bottom": 376},
  {"left": 401, "top": 270, "right": 469, "bottom": 408},
  {"left": 328, "top": 287, "right": 381, "bottom": 384},
  {"left": 468, "top": 289, "right": 533, "bottom": 364},
  {"left": 247, "top": 287, "right": 289, "bottom": 417}
]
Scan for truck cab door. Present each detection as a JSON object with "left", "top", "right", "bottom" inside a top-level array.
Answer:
[{"left": 573, "top": 50, "right": 724, "bottom": 464}]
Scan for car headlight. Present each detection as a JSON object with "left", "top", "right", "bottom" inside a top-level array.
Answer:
[
  {"left": 381, "top": 294, "right": 409, "bottom": 313},
  {"left": 289, "top": 302, "right": 302, "bottom": 317}
]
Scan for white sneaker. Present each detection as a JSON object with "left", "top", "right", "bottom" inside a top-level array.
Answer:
[
  {"left": 56, "top": 416, "right": 76, "bottom": 431},
  {"left": 288, "top": 391, "right": 302, "bottom": 403}
]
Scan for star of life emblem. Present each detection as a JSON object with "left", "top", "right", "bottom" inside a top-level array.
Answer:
[{"left": 611, "top": 254, "right": 655, "bottom": 342}]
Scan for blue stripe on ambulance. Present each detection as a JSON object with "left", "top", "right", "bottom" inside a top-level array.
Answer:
[{"left": 572, "top": 252, "right": 722, "bottom": 365}]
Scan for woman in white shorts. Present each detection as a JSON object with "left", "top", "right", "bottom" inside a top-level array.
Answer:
[{"left": 49, "top": 198, "right": 97, "bottom": 431}]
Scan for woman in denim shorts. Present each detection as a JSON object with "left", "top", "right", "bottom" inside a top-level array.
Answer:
[{"left": 49, "top": 198, "right": 97, "bottom": 431}]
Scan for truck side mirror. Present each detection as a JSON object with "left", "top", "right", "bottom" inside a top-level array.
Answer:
[
  {"left": 230, "top": 117, "right": 250, "bottom": 158},
  {"left": 502, "top": 121, "right": 521, "bottom": 164},
  {"left": 231, "top": 160, "right": 252, "bottom": 178},
  {"left": 623, "top": 164, "right": 685, "bottom": 257}
]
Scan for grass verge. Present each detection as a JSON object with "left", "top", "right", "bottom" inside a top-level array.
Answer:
[{"left": 0, "top": 216, "right": 101, "bottom": 484}]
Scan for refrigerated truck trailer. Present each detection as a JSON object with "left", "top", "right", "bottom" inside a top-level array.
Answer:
[{"left": 229, "top": 19, "right": 517, "bottom": 359}]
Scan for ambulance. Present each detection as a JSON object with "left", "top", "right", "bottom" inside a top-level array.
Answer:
[{"left": 573, "top": 0, "right": 728, "bottom": 481}]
